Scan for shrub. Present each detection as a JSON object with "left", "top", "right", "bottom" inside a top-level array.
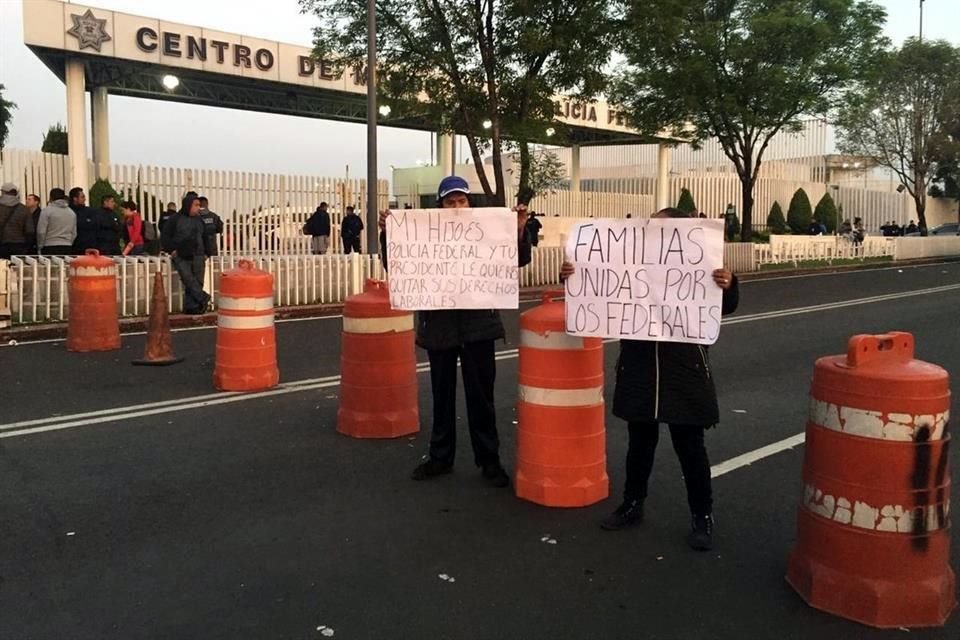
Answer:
[
  {"left": 676, "top": 188, "right": 697, "bottom": 214},
  {"left": 41, "top": 123, "right": 68, "bottom": 154},
  {"left": 814, "top": 192, "right": 839, "bottom": 233},
  {"left": 767, "top": 201, "right": 787, "bottom": 234},
  {"left": 787, "top": 188, "right": 813, "bottom": 234}
]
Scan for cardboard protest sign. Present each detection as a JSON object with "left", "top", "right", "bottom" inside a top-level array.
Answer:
[
  {"left": 386, "top": 208, "right": 520, "bottom": 310},
  {"left": 564, "top": 218, "right": 725, "bottom": 344}
]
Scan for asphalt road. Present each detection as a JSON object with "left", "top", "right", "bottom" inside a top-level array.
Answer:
[{"left": 1, "top": 261, "right": 959, "bottom": 639}]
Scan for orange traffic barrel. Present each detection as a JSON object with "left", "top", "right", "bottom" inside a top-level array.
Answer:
[
  {"left": 337, "top": 279, "right": 418, "bottom": 438},
  {"left": 786, "top": 332, "right": 954, "bottom": 628},
  {"left": 515, "top": 290, "right": 608, "bottom": 507},
  {"left": 67, "top": 249, "right": 120, "bottom": 352},
  {"left": 213, "top": 260, "right": 279, "bottom": 392}
]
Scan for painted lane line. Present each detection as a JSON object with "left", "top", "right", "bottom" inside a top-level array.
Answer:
[
  {"left": 739, "top": 261, "right": 955, "bottom": 284},
  {"left": 711, "top": 433, "right": 806, "bottom": 478},
  {"left": 3, "top": 282, "right": 959, "bottom": 439}
]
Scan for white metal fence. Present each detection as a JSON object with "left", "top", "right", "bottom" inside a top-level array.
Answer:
[{"left": 3, "top": 248, "right": 567, "bottom": 325}]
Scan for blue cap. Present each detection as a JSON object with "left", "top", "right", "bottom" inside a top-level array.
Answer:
[{"left": 437, "top": 175, "right": 470, "bottom": 202}]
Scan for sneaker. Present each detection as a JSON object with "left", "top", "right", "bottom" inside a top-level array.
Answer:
[
  {"left": 481, "top": 463, "right": 510, "bottom": 488},
  {"left": 411, "top": 459, "right": 453, "bottom": 481},
  {"left": 687, "top": 514, "right": 714, "bottom": 551},
  {"left": 600, "top": 499, "right": 645, "bottom": 531}
]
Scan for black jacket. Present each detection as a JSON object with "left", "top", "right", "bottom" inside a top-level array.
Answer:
[
  {"left": 612, "top": 277, "right": 740, "bottom": 427},
  {"left": 306, "top": 208, "right": 331, "bottom": 236},
  {"left": 73, "top": 205, "right": 120, "bottom": 255},
  {"left": 200, "top": 209, "right": 224, "bottom": 257},
  {"left": 161, "top": 212, "right": 205, "bottom": 259},
  {"left": 341, "top": 213, "right": 363, "bottom": 239},
  {"left": 379, "top": 218, "right": 533, "bottom": 351}
]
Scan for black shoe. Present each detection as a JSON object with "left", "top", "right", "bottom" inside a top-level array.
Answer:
[
  {"left": 481, "top": 463, "right": 510, "bottom": 488},
  {"left": 600, "top": 499, "right": 645, "bottom": 531},
  {"left": 687, "top": 514, "right": 714, "bottom": 551},
  {"left": 411, "top": 459, "right": 453, "bottom": 481}
]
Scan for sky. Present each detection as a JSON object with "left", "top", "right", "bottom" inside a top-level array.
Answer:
[{"left": 1, "top": 0, "right": 958, "bottom": 181}]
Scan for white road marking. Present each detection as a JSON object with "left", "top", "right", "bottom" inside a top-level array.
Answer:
[
  {"left": 738, "top": 260, "right": 955, "bottom": 284},
  {"left": 710, "top": 433, "right": 806, "bottom": 478}
]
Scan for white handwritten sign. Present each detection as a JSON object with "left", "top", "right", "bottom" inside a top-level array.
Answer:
[
  {"left": 564, "top": 218, "right": 725, "bottom": 344},
  {"left": 386, "top": 208, "right": 520, "bottom": 310}
]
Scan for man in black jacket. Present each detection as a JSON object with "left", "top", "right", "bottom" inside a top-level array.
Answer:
[
  {"left": 162, "top": 194, "right": 210, "bottom": 314},
  {"left": 379, "top": 175, "right": 532, "bottom": 487},
  {"left": 305, "top": 202, "right": 332, "bottom": 254},
  {"left": 340, "top": 205, "right": 363, "bottom": 254}
]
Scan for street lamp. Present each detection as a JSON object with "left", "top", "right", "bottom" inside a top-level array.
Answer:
[
  {"left": 161, "top": 74, "right": 179, "bottom": 91},
  {"left": 482, "top": 120, "right": 492, "bottom": 130},
  {"left": 365, "top": 0, "right": 378, "bottom": 254},
  {"left": 378, "top": 105, "right": 391, "bottom": 117},
  {"left": 920, "top": 0, "right": 926, "bottom": 41},
  {"left": 545, "top": 127, "right": 556, "bottom": 137}
]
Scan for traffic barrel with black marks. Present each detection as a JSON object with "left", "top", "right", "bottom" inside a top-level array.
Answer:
[
  {"left": 337, "top": 279, "right": 418, "bottom": 438},
  {"left": 515, "top": 290, "right": 608, "bottom": 507},
  {"left": 213, "top": 260, "right": 279, "bottom": 392},
  {"left": 66, "top": 249, "right": 120, "bottom": 352},
  {"left": 786, "top": 332, "right": 954, "bottom": 628}
]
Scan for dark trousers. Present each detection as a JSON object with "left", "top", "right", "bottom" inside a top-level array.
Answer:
[
  {"left": 173, "top": 255, "right": 209, "bottom": 314},
  {"left": 427, "top": 340, "right": 500, "bottom": 468},
  {"left": 0, "top": 243, "right": 30, "bottom": 259},
  {"left": 625, "top": 421, "right": 713, "bottom": 516},
  {"left": 343, "top": 236, "right": 361, "bottom": 254}
]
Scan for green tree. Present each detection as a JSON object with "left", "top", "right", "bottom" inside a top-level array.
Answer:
[
  {"left": 0, "top": 84, "right": 15, "bottom": 151},
  {"left": 928, "top": 77, "right": 960, "bottom": 224},
  {"left": 611, "top": 0, "right": 886, "bottom": 241},
  {"left": 787, "top": 189, "right": 812, "bottom": 234},
  {"left": 836, "top": 38, "right": 960, "bottom": 233},
  {"left": 527, "top": 147, "right": 567, "bottom": 195},
  {"left": 814, "top": 192, "right": 839, "bottom": 233},
  {"left": 42, "top": 123, "right": 68, "bottom": 154},
  {"left": 299, "top": 0, "right": 617, "bottom": 205},
  {"left": 676, "top": 187, "right": 697, "bottom": 214},
  {"left": 767, "top": 201, "right": 787, "bottom": 234}
]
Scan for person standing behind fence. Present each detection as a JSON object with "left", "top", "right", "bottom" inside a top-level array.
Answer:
[
  {"left": 96, "top": 195, "right": 122, "bottom": 255},
  {"left": 525, "top": 211, "right": 542, "bottom": 247},
  {"left": 0, "top": 182, "right": 36, "bottom": 259},
  {"left": 198, "top": 197, "right": 223, "bottom": 257},
  {"left": 340, "top": 205, "right": 363, "bottom": 254},
  {"left": 305, "top": 202, "right": 331, "bottom": 254},
  {"left": 120, "top": 201, "right": 145, "bottom": 256},
  {"left": 159, "top": 202, "right": 178, "bottom": 233},
  {"left": 25, "top": 193, "right": 41, "bottom": 252},
  {"left": 162, "top": 194, "right": 210, "bottom": 315},
  {"left": 36, "top": 188, "right": 76, "bottom": 255}
]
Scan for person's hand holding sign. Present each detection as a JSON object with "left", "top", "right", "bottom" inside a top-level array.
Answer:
[
  {"left": 560, "top": 261, "right": 575, "bottom": 282},
  {"left": 712, "top": 268, "right": 734, "bottom": 290}
]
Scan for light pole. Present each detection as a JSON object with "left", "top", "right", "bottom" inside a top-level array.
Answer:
[
  {"left": 919, "top": 0, "right": 925, "bottom": 41},
  {"left": 365, "top": 0, "right": 378, "bottom": 254}
]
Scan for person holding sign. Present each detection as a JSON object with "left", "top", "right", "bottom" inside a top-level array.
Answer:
[
  {"left": 560, "top": 207, "right": 739, "bottom": 551},
  {"left": 379, "top": 176, "right": 532, "bottom": 487}
]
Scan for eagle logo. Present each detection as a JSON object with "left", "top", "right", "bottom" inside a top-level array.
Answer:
[{"left": 66, "top": 9, "right": 112, "bottom": 52}]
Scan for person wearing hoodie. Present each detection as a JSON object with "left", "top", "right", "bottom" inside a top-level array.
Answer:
[
  {"left": 161, "top": 194, "right": 210, "bottom": 314},
  {"left": 36, "top": 188, "right": 77, "bottom": 255},
  {"left": 0, "top": 182, "right": 37, "bottom": 258}
]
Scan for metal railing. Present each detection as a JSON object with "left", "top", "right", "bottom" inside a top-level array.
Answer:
[{"left": 4, "top": 249, "right": 566, "bottom": 325}]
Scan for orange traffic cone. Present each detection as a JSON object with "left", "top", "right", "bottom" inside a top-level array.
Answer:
[{"left": 133, "top": 272, "right": 184, "bottom": 366}]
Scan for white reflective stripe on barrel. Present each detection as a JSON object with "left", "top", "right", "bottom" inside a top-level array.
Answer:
[
  {"left": 69, "top": 266, "right": 116, "bottom": 277},
  {"left": 217, "top": 314, "right": 275, "bottom": 330},
  {"left": 218, "top": 296, "right": 274, "bottom": 311},
  {"left": 520, "top": 329, "right": 584, "bottom": 350},
  {"left": 803, "top": 483, "right": 950, "bottom": 533},
  {"left": 343, "top": 315, "right": 414, "bottom": 334},
  {"left": 809, "top": 398, "right": 949, "bottom": 442},
  {"left": 518, "top": 384, "right": 604, "bottom": 407}
]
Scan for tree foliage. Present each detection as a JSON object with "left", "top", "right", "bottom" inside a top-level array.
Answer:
[
  {"left": 526, "top": 147, "right": 567, "bottom": 195},
  {"left": 42, "top": 123, "right": 68, "bottom": 155},
  {"left": 299, "top": 0, "right": 617, "bottom": 205},
  {"left": 787, "top": 188, "right": 812, "bottom": 234},
  {"left": 928, "top": 76, "right": 960, "bottom": 223},
  {"left": 611, "top": 0, "right": 886, "bottom": 241},
  {"left": 836, "top": 38, "right": 960, "bottom": 232},
  {"left": 814, "top": 192, "right": 838, "bottom": 233},
  {"left": 767, "top": 201, "right": 787, "bottom": 234},
  {"left": 676, "top": 187, "right": 697, "bottom": 214},
  {"left": 0, "top": 84, "right": 15, "bottom": 151}
]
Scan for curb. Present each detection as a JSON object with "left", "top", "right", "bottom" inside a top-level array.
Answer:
[{"left": 3, "top": 258, "right": 957, "bottom": 343}]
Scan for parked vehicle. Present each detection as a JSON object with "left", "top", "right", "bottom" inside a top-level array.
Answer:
[{"left": 905, "top": 222, "right": 959, "bottom": 237}]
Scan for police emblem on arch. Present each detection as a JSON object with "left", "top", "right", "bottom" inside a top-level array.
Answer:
[{"left": 67, "top": 9, "right": 112, "bottom": 52}]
